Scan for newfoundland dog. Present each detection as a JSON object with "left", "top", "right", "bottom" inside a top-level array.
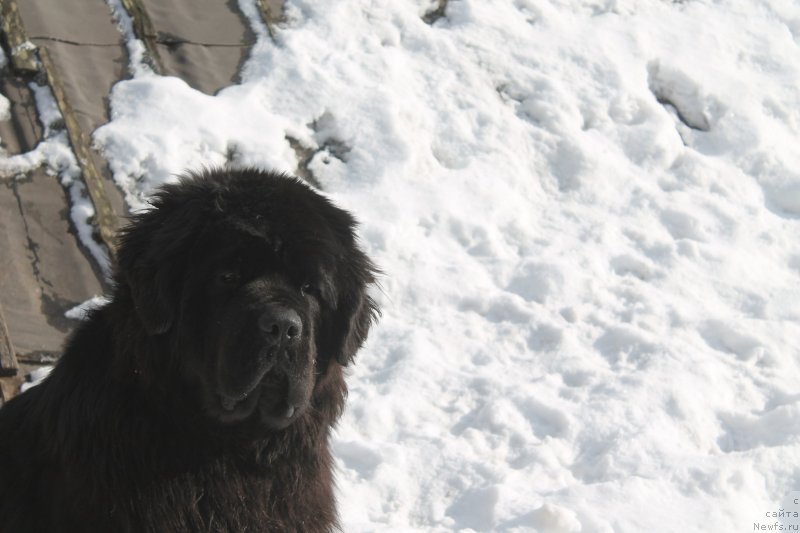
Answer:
[{"left": 0, "top": 168, "right": 379, "bottom": 532}]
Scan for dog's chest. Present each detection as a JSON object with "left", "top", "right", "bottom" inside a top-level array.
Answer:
[{"left": 127, "top": 455, "right": 337, "bottom": 533}]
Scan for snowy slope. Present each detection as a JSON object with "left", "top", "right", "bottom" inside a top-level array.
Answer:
[{"left": 6, "top": 0, "right": 800, "bottom": 530}]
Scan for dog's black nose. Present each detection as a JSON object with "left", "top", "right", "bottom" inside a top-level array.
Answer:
[{"left": 259, "top": 308, "right": 302, "bottom": 345}]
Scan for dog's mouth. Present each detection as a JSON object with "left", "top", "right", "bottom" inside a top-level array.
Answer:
[
  {"left": 214, "top": 369, "right": 309, "bottom": 428},
  {"left": 215, "top": 389, "right": 261, "bottom": 422},
  {"left": 216, "top": 391, "right": 299, "bottom": 425},
  {"left": 217, "top": 388, "right": 297, "bottom": 418}
]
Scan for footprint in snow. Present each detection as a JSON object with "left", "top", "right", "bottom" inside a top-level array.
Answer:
[
  {"left": 445, "top": 485, "right": 500, "bottom": 531},
  {"left": 717, "top": 400, "right": 800, "bottom": 452},
  {"left": 506, "top": 260, "right": 564, "bottom": 304},
  {"left": 659, "top": 208, "right": 706, "bottom": 242},
  {"left": 610, "top": 253, "right": 659, "bottom": 281},
  {"left": 332, "top": 441, "right": 383, "bottom": 479},
  {"left": 647, "top": 60, "right": 724, "bottom": 133},
  {"left": 698, "top": 320, "right": 765, "bottom": 362},
  {"left": 594, "top": 325, "right": 660, "bottom": 366}
]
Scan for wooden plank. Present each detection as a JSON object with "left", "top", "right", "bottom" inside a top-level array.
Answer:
[
  {"left": 3, "top": 0, "right": 122, "bottom": 254},
  {"left": 37, "top": 46, "right": 118, "bottom": 256},
  {"left": 0, "top": 301, "right": 19, "bottom": 378},
  {"left": 0, "top": 0, "right": 39, "bottom": 73},
  {"left": 0, "top": 166, "right": 103, "bottom": 358},
  {"left": 0, "top": 377, "right": 13, "bottom": 405},
  {"left": 0, "top": 37, "right": 108, "bottom": 400},
  {"left": 256, "top": 0, "right": 284, "bottom": 40},
  {"left": 136, "top": 0, "right": 256, "bottom": 95},
  {"left": 119, "top": 0, "right": 163, "bottom": 73}
]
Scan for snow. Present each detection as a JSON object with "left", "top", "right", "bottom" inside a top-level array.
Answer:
[
  {"left": 64, "top": 296, "right": 110, "bottom": 320},
  {"left": 4, "top": 0, "right": 800, "bottom": 530},
  {"left": 0, "top": 93, "right": 9, "bottom": 125},
  {"left": 0, "top": 48, "right": 9, "bottom": 145},
  {"left": 19, "top": 366, "right": 53, "bottom": 394},
  {"left": 105, "top": 0, "right": 157, "bottom": 78}
]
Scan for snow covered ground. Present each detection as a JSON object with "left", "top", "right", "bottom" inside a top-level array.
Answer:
[{"left": 5, "top": 0, "right": 800, "bottom": 530}]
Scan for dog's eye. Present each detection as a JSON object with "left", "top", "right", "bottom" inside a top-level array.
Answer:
[{"left": 300, "top": 283, "right": 318, "bottom": 298}]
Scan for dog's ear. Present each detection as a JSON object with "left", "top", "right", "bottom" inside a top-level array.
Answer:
[
  {"left": 115, "top": 191, "right": 205, "bottom": 335},
  {"left": 331, "top": 286, "right": 379, "bottom": 367},
  {"left": 324, "top": 255, "right": 380, "bottom": 367}
]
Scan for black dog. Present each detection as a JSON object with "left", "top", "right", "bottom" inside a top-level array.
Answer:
[{"left": 0, "top": 168, "right": 379, "bottom": 532}]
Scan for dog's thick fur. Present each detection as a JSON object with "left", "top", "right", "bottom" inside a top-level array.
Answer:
[{"left": 0, "top": 169, "right": 379, "bottom": 532}]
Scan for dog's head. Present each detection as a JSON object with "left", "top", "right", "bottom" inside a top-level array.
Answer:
[{"left": 115, "top": 168, "right": 379, "bottom": 431}]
